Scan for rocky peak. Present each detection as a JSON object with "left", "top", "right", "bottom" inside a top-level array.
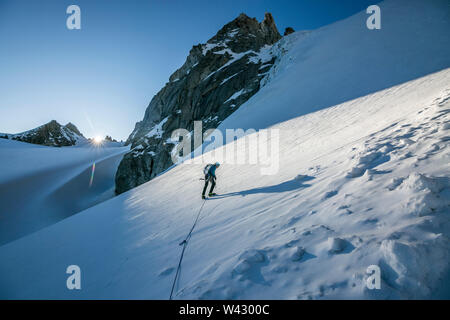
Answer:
[
  {"left": 116, "top": 13, "right": 284, "bottom": 194},
  {"left": 168, "top": 12, "right": 281, "bottom": 84},
  {"left": 3, "top": 120, "right": 86, "bottom": 147},
  {"left": 261, "top": 12, "right": 281, "bottom": 42},
  {"left": 207, "top": 12, "right": 281, "bottom": 53},
  {"left": 284, "top": 27, "right": 295, "bottom": 36},
  {"left": 64, "top": 122, "right": 83, "bottom": 137},
  {"left": 104, "top": 135, "right": 118, "bottom": 143}
]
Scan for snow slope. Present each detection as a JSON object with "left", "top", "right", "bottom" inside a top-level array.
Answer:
[
  {"left": 215, "top": 0, "right": 450, "bottom": 132},
  {"left": 0, "top": 139, "right": 129, "bottom": 245},
  {"left": 0, "top": 0, "right": 449, "bottom": 299}
]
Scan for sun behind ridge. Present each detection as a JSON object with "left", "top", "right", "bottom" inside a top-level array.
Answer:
[{"left": 93, "top": 136, "right": 103, "bottom": 145}]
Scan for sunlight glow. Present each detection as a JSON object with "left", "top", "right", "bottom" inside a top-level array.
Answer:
[{"left": 93, "top": 136, "right": 103, "bottom": 145}]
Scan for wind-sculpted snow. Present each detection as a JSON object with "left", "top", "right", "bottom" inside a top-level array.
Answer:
[
  {"left": 0, "top": 0, "right": 449, "bottom": 299},
  {"left": 0, "top": 69, "right": 448, "bottom": 299}
]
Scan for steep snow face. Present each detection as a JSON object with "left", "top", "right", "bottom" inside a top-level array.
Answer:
[
  {"left": 215, "top": 0, "right": 450, "bottom": 132},
  {"left": 0, "top": 69, "right": 448, "bottom": 299},
  {"left": 0, "top": 0, "right": 449, "bottom": 299},
  {"left": 0, "top": 139, "right": 129, "bottom": 245}
]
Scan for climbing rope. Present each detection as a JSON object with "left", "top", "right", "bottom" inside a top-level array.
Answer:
[{"left": 169, "top": 199, "right": 207, "bottom": 300}]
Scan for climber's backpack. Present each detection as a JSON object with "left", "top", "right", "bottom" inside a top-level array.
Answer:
[{"left": 203, "top": 164, "right": 212, "bottom": 176}]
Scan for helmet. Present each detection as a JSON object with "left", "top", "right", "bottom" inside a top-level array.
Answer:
[{"left": 215, "top": 162, "right": 220, "bottom": 167}]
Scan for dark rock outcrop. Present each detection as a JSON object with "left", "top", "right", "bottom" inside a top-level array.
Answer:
[
  {"left": 3, "top": 120, "right": 85, "bottom": 147},
  {"left": 64, "top": 122, "right": 83, "bottom": 137},
  {"left": 284, "top": 27, "right": 295, "bottom": 36},
  {"left": 115, "top": 12, "right": 282, "bottom": 194},
  {"left": 104, "top": 135, "right": 118, "bottom": 143}
]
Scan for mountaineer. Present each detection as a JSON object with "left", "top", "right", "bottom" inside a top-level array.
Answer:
[{"left": 202, "top": 162, "right": 220, "bottom": 199}]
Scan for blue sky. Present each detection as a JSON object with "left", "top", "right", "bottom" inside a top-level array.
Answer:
[{"left": 0, "top": 0, "right": 380, "bottom": 141}]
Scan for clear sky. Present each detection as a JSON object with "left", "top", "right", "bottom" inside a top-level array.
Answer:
[{"left": 0, "top": 0, "right": 381, "bottom": 141}]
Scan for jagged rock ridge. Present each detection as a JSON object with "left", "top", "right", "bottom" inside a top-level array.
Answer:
[
  {"left": 1, "top": 120, "right": 86, "bottom": 147},
  {"left": 115, "top": 12, "right": 283, "bottom": 194}
]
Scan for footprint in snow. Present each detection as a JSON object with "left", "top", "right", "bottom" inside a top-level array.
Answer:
[
  {"left": 283, "top": 215, "right": 302, "bottom": 228},
  {"left": 337, "top": 205, "right": 353, "bottom": 215},
  {"left": 360, "top": 218, "right": 379, "bottom": 225},
  {"left": 159, "top": 267, "right": 174, "bottom": 277},
  {"left": 323, "top": 190, "right": 338, "bottom": 199}
]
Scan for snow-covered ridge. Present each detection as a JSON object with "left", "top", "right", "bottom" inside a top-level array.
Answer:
[
  {"left": 145, "top": 116, "right": 169, "bottom": 139},
  {"left": 203, "top": 44, "right": 280, "bottom": 83},
  {"left": 217, "top": 0, "right": 450, "bottom": 132},
  {"left": 1, "top": 120, "right": 87, "bottom": 147}
]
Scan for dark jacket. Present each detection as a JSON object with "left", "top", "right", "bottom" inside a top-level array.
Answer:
[{"left": 207, "top": 164, "right": 218, "bottom": 179}]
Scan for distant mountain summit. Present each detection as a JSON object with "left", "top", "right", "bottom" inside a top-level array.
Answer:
[
  {"left": 1, "top": 120, "right": 86, "bottom": 147},
  {"left": 115, "top": 12, "right": 283, "bottom": 194}
]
